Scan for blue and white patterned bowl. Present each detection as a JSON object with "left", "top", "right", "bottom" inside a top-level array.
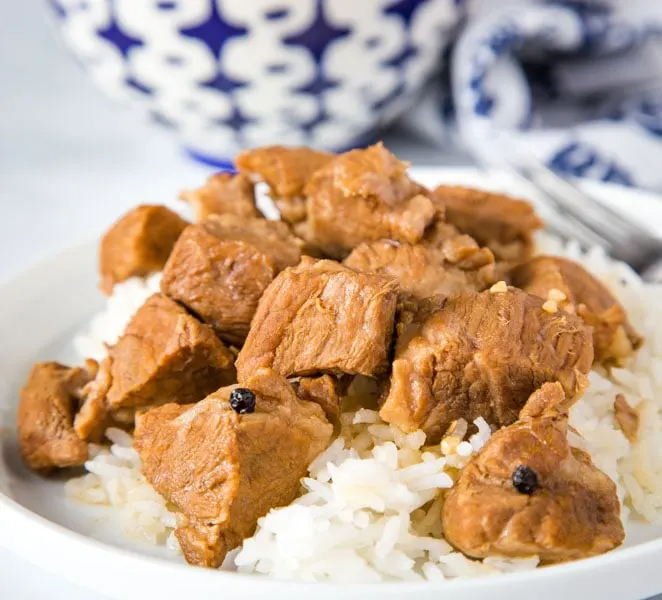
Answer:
[{"left": 50, "top": 0, "right": 461, "bottom": 166}]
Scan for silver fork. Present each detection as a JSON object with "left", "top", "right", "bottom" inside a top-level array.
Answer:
[{"left": 500, "top": 155, "right": 662, "bottom": 282}]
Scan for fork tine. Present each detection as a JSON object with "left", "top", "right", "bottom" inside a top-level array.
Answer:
[
  {"left": 543, "top": 208, "right": 609, "bottom": 249},
  {"left": 504, "top": 155, "right": 662, "bottom": 272},
  {"left": 493, "top": 161, "right": 611, "bottom": 249},
  {"left": 516, "top": 160, "right": 626, "bottom": 246},
  {"left": 504, "top": 156, "right": 662, "bottom": 266},
  {"left": 521, "top": 155, "right": 659, "bottom": 248}
]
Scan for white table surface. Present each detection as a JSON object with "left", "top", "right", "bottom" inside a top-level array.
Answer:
[{"left": 0, "top": 2, "right": 469, "bottom": 598}]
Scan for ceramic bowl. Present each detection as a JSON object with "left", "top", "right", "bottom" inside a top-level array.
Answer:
[{"left": 49, "top": 0, "right": 461, "bottom": 166}]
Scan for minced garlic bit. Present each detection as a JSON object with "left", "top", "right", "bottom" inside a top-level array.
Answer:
[
  {"left": 441, "top": 436, "right": 461, "bottom": 456},
  {"left": 548, "top": 288, "right": 567, "bottom": 302},
  {"left": 445, "top": 418, "right": 468, "bottom": 440},
  {"left": 542, "top": 300, "right": 558, "bottom": 313},
  {"left": 490, "top": 280, "right": 508, "bottom": 294}
]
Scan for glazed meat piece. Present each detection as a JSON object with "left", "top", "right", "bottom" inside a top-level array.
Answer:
[
  {"left": 100, "top": 205, "right": 188, "bottom": 295},
  {"left": 235, "top": 146, "right": 333, "bottom": 224},
  {"left": 134, "top": 369, "right": 333, "bottom": 568},
  {"left": 380, "top": 287, "right": 593, "bottom": 442},
  {"left": 202, "top": 214, "right": 303, "bottom": 272},
  {"left": 18, "top": 362, "right": 94, "bottom": 473},
  {"left": 420, "top": 214, "right": 461, "bottom": 249},
  {"left": 160, "top": 223, "right": 275, "bottom": 346},
  {"left": 293, "top": 374, "right": 341, "bottom": 425},
  {"left": 613, "top": 393, "right": 639, "bottom": 443},
  {"left": 236, "top": 257, "right": 398, "bottom": 381},
  {"left": 180, "top": 172, "right": 262, "bottom": 221},
  {"left": 302, "top": 143, "right": 435, "bottom": 258},
  {"left": 161, "top": 216, "right": 302, "bottom": 345},
  {"left": 344, "top": 238, "right": 496, "bottom": 300},
  {"left": 433, "top": 186, "right": 543, "bottom": 266},
  {"left": 510, "top": 256, "right": 642, "bottom": 365},
  {"left": 75, "top": 294, "right": 235, "bottom": 441},
  {"left": 442, "top": 383, "right": 624, "bottom": 562}
]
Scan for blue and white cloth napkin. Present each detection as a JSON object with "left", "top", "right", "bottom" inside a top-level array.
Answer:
[{"left": 402, "top": 0, "right": 662, "bottom": 191}]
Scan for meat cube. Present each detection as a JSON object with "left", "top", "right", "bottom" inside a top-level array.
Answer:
[
  {"left": 344, "top": 238, "right": 496, "bottom": 301},
  {"left": 442, "top": 383, "right": 624, "bottom": 562},
  {"left": 180, "top": 172, "right": 262, "bottom": 221},
  {"left": 18, "top": 362, "right": 93, "bottom": 473},
  {"left": 235, "top": 146, "right": 333, "bottom": 224},
  {"left": 432, "top": 186, "right": 543, "bottom": 266},
  {"left": 160, "top": 216, "right": 302, "bottom": 345},
  {"left": 100, "top": 205, "right": 188, "bottom": 295},
  {"left": 420, "top": 213, "right": 460, "bottom": 249},
  {"left": 236, "top": 258, "right": 398, "bottom": 381},
  {"left": 238, "top": 143, "right": 435, "bottom": 258},
  {"left": 510, "top": 255, "right": 642, "bottom": 365},
  {"left": 293, "top": 374, "right": 341, "bottom": 425},
  {"left": 75, "top": 293, "right": 235, "bottom": 441},
  {"left": 203, "top": 214, "right": 303, "bottom": 272},
  {"left": 134, "top": 369, "right": 333, "bottom": 568},
  {"left": 379, "top": 287, "right": 593, "bottom": 442},
  {"left": 302, "top": 143, "right": 435, "bottom": 257}
]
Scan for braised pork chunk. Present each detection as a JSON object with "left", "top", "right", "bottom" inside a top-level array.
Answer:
[
  {"left": 293, "top": 374, "right": 342, "bottom": 425},
  {"left": 18, "top": 362, "right": 93, "bottom": 473},
  {"left": 302, "top": 144, "right": 434, "bottom": 258},
  {"left": 161, "top": 216, "right": 303, "bottom": 345},
  {"left": 235, "top": 146, "right": 333, "bottom": 224},
  {"left": 344, "top": 238, "right": 496, "bottom": 300},
  {"left": 75, "top": 294, "right": 235, "bottom": 441},
  {"left": 238, "top": 143, "right": 435, "bottom": 259},
  {"left": 443, "top": 383, "right": 624, "bottom": 562},
  {"left": 160, "top": 224, "right": 275, "bottom": 346},
  {"left": 380, "top": 288, "right": 593, "bottom": 442},
  {"left": 180, "top": 173, "right": 262, "bottom": 221},
  {"left": 433, "top": 186, "right": 543, "bottom": 266},
  {"left": 99, "top": 205, "right": 188, "bottom": 295},
  {"left": 17, "top": 142, "right": 642, "bottom": 574},
  {"left": 201, "top": 214, "right": 303, "bottom": 272},
  {"left": 510, "top": 255, "right": 642, "bottom": 365},
  {"left": 134, "top": 369, "right": 332, "bottom": 568},
  {"left": 236, "top": 258, "right": 398, "bottom": 381}
]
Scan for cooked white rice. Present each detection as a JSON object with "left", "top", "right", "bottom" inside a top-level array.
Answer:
[
  {"left": 232, "top": 409, "right": 541, "bottom": 582},
  {"left": 65, "top": 232, "right": 662, "bottom": 582},
  {"left": 73, "top": 273, "right": 162, "bottom": 361},
  {"left": 65, "top": 427, "right": 180, "bottom": 551}
]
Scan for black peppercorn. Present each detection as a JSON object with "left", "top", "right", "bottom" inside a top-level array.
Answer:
[
  {"left": 229, "top": 388, "right": 256, "bottom": 414},
  {"left": 512, "top": 465, "right": 538, "bottom": 495}
]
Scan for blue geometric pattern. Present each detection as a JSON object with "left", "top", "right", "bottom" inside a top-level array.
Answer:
[
  {"left": 547, "top": 142, "right": 634, "bottom": 187},
  {"left": 49, "top": 0, "right": 461, "bottom": 165},
  {"left": 446, "top": 1, "right": 662, "bottom": 190}
]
